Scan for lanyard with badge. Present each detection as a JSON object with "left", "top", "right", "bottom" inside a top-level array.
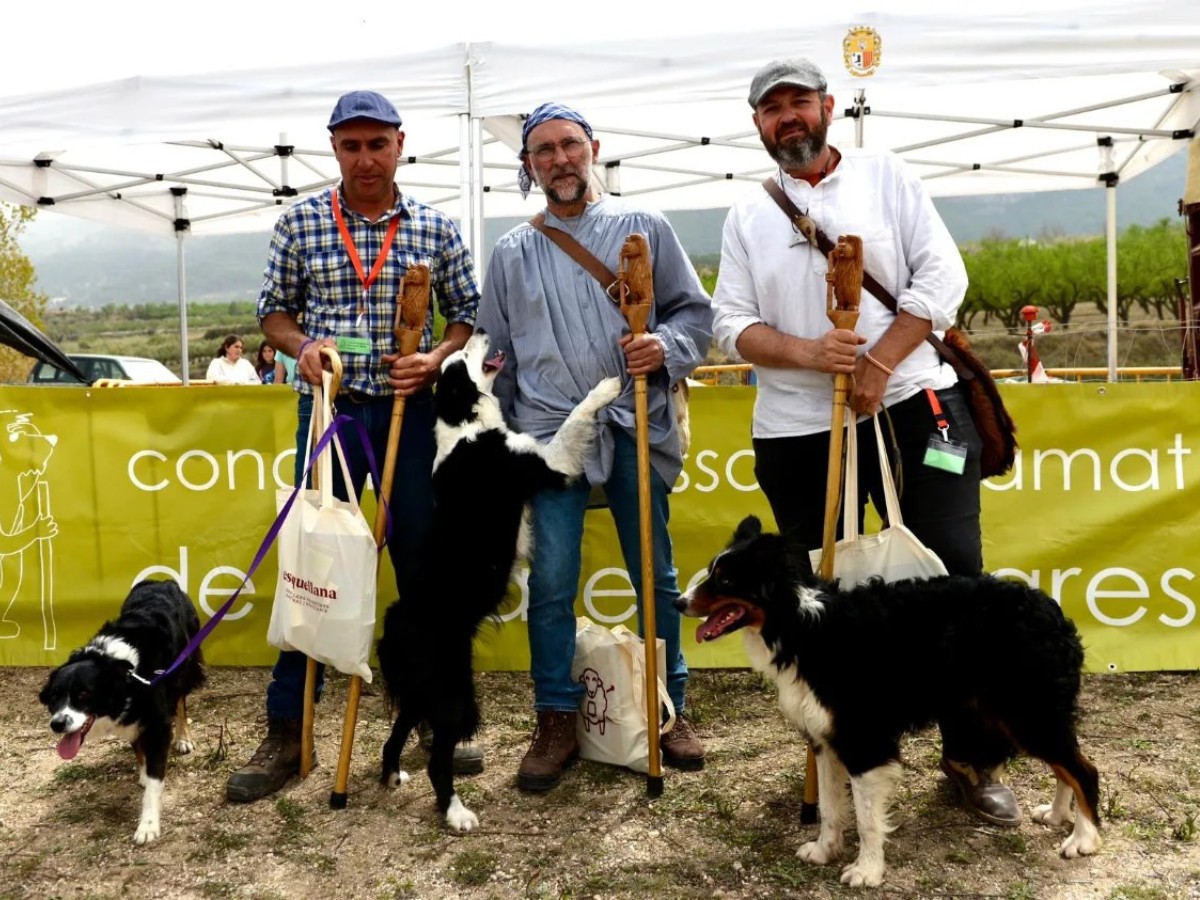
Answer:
[
  {"left": 923, "top": 387, "right": 968, "bottom": 475},
  {"left": 331, "top": 188, "right": 401, "bottom": 356}
]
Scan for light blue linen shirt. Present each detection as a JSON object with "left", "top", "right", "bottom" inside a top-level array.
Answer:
[{"left": 478, "top": 196, "right": 712, "bottom": 486}]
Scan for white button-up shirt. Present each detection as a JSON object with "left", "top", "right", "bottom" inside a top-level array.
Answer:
[{"left": 713, "top": 148, "right": 966, "bottom": 438}]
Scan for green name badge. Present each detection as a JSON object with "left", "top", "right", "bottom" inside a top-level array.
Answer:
[
  {"left": 924, "top": 434, "right": 968, "bottom": 475},
  {"left": 335, "top": 335, "right": 371, "bottom": 355}
]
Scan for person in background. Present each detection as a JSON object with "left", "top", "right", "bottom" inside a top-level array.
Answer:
[
  {"left": 254, "top": 340, "right": 288, "bottom": 384},
  {"left": 711, "top": 57, "right": 1019, "bottom": 828},
  {"left": 206, "top": 334, "right": 261, "bottom": 384},
  {"left": 226, "top": 89, "right": 482, "bottom": 803},
  {"left": 477, "top": 101, "right": 713, "bottom": 792}
]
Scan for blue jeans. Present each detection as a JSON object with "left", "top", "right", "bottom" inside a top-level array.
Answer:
[
  {"left": 266, "top": 390, "right": 435, "bottom": 721},
  {"left": 528, "top": 429, "right": 689, "bottom": 713}
]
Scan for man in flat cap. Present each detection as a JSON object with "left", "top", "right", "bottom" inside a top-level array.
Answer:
[
  {"left": 712, "top": 59, "right": 1020, "bottom": 827},
  {"left": 227, "top": 90, "right": 482, "bottom": 802},
  {"left": 477, "top": 101, "right": 713, "bottom": 791}
]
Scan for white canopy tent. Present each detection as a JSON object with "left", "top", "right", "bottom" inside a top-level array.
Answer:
[{"left": 0, "top": 1, "right": 1197, "bottom": 379}]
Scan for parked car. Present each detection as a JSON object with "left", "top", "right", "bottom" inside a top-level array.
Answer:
[{"left": 27, "top": 354, "right": 181, "bottom": 385}]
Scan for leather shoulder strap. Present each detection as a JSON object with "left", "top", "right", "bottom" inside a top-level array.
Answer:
[
  {"left": 529, "top": 213, "right": 621, "bottom": 301},
  {"left": 759, "top": 178, "right": 971, "bottom": 380}
]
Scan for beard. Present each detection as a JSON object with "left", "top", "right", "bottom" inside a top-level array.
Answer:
[
  {"left": 532, "top": 157, "right": 591, "bottom": 206},
  {"left": 761, "top": 112, "right": 829, "bottom": 171}
]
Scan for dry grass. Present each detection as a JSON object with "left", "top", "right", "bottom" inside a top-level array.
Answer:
[{"left": 2, "top": 667, "right": 1198, "bottom": 900}]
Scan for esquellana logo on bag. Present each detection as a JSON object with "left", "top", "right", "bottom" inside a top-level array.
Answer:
[{"left": 281, "top": 569, "right": 338, "bottom": 612}]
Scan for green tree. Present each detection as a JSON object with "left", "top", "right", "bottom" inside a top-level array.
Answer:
[{"left": 0, "top": 203, "right": 49, "bottom": 382}]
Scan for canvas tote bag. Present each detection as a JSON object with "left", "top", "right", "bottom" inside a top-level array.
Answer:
[
  {"left": 267, "top": 372, "right": 378, "bottom": 681},
  {"left": 571, "top": 617, "right": 676, "bottom": 774},
  {"left": 809, "top": 412, "right": 949, "bottom": 587}
]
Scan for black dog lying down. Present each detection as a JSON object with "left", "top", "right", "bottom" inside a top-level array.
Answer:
[
  {"left": 376, "top": 331, "right": 620, "bottom": 831},
  {"left": 39, "top": 579, "right": 205, "bottom": 844},
  {"left": 677, "top": 516, "right": 1100, "bottom": 888}
]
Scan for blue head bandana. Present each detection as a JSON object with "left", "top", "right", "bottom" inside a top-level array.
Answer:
[{"left": 518, "top": 102, "right": 593, "bottom": 199}]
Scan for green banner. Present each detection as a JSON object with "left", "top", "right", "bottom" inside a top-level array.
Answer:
[{"left": 0, "top": 382, "right": 1195, "bottom": 674}]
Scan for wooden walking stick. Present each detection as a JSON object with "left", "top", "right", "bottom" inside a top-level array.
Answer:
[
  {"left": 617, "top": 233, "right": 665, "bottom": 798},
  {"left": 301, "top": 347, "right": 344, "bottom": 778},
  {"left": 802, "top": 234, "right": 864, "bottom": 824},
  {"left": 329, "top": 263, "right": 431, "bottom": 810}
]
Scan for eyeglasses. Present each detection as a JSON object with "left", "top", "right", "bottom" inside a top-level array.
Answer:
[{"left": 528, "top": 137, "right": 590, "bottom": 164}]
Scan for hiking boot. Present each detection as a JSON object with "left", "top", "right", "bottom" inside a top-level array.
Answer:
[
  {"left": 517, "top": 711, "right": 579, "bottom": 792},
  {"left": 226, "top": 718, "right": 305, "bottom": 803},
  {"left": 417, "top": 721, "right": 485, "bottom": 776},
  {"left": 940, "top": 757, "right": 1021, "bottom": 827},
  {"left": 661, "top": 715, "right": 706, "bottom": 771}
]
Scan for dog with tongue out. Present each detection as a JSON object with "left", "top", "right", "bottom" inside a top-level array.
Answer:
[{"left": 38, "top": 579, "right": 206, "bottom": 844}]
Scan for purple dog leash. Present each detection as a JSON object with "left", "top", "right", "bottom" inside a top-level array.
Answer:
[{"left": 144, "top": 414, "right": 386, "bottom": 686}]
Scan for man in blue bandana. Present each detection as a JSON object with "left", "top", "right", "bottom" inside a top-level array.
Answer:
[{"left": 477, "top": 102, "right": 714, "bottom": 791}]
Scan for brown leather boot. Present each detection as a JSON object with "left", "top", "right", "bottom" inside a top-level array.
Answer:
[
  {"left": 517, "top": 711, "right": 579, "bottom": 792},
  {"left": 226, "top": 718, "right": 305, "bottom": 803},
  {"left": 661, "top": 714, "right": 706, "bottom": 771},
  {"left": 940, "top": 757, "right": 1021, "bottom": 827}
]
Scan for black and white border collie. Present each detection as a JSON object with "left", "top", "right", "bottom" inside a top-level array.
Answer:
[
  {"left": 678, "top": 516, "right": 1101, "bottom": 888},
  {"left": 38, "top": 579, "right": 206, "bottom": 844},
  {"left": 377, "top": 331, "right": 621, "bottom": 831}
]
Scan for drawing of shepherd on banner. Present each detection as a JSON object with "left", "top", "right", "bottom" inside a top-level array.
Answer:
[{"left": 0, "top": 410, "right": 59, "bottom": 650}]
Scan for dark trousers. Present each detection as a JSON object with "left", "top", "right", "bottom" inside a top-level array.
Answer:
[
  {"left": 266, "top": 390, "right": 435, "bottom": 721},
  {"left": 753, "top": 386, "right": 1007, "bottom": 766}
]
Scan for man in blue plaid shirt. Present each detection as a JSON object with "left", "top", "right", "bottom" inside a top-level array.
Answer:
[{"left": 227, "top": 90, "right": 481, "bottom": 803}]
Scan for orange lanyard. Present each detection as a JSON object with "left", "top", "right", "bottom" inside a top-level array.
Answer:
[
  {"left": 331, "top": 188, "right": 401, "bottom": 299},
  {"left": 925, "top": 387, "right": 950, "bottom": 439}
]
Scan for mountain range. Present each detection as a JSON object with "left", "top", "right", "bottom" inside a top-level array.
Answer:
[{"left": 18, "top": 154, "right": 1188, "bottom": 308}]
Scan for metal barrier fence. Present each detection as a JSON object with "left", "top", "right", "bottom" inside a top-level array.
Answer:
[{"left": 691, "top": 364, "right": 1186, "bottom": 385}]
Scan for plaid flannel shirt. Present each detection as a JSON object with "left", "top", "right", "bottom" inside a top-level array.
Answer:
[{"left": 257, "top": 186, "right": 480, "bottom": 396}]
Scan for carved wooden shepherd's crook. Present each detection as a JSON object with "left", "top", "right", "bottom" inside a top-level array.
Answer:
[
  {"left": 616, "top": 233, "right": 666, "bottom": 798},
  {"left": 803, "top": 234, "right": 864, "bottom": 823}
]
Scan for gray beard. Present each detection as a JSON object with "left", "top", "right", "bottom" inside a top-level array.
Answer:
[{"left": 769, "top": 132, "right": 826, "bottom": 171}]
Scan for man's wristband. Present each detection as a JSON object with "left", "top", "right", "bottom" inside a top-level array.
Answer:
[
  {"left": 297, "top": 338, "right": 316, "bottom": 359},
  {"left": 864, "top": 351, "right": 894, "bottom": 376}
]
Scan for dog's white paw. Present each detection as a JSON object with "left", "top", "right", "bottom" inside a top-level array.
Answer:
[
  {"left": 133, "top": 816, "right": 161, "bottom": 845},
  {"left": 174, "top": 738, "right": 194, "bottom": 755},
  {"left": 445, "top": 794, "right": 479, "bottom": 832},
  {"left": 386, "top": 769, "right": 412, "bottom": 789},
  {"left": 1060, "top": 828, "right": 1101, "bottom": 858},
  {"left": 798, "top": 839, "right": 842, "bottom": 865},
  {"left": 582, "top": 377, "right": 622, "bottom": 412},
  {"left": 1032, "top": 802, "right": 1068, "bottom": 827},
  {"left": 840, "top": 858, "right": 885, "bottom": 888}
]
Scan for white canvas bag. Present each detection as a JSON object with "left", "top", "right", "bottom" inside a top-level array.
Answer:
[
  {"left": 571, "top": 617, "right": 676, "bottom": 774},
  {"left": 810, "top": 412, "right": 948, "bottom": 587},
  {"left": 267, "top": 372, "right": 378, "bottom": 681}
]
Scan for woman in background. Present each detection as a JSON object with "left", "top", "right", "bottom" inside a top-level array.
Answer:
[
  {"left": 255, "top": 340, "right": 287, "bottom": 384},
  {"left": 206, "top": 334, "right": 260, "bottom": 384}
]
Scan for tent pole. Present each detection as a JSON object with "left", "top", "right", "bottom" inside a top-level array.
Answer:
[
  {"left": 854, "top": 89, "right": 866, "bottom": 149},
  {"left": 1182, "top": 136, "right": 1200, "bottom": 381},
  {"left": 471, "top": 116, "right": 484, "bottom": 259},
  {"left": 171, "top": 187, "right": 191, "bottom": 386},
  {"left": 459, "top": 112, "right": 474, "bottom": 257},
  {"left": 1105, "top": 183, "right": 1117, "bottom": 382}
]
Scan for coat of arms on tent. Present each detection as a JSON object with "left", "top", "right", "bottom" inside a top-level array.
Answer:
[{"left": 844, "top": 26, "right": 882, "bottom": 78}]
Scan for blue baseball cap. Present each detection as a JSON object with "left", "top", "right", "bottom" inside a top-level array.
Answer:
[{"left": 327, "top": 90, "right": 403, "bottom": 132}]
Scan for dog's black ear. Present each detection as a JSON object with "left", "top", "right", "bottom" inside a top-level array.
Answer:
[{"left": 732, "top": 515, "right": 762, "bottom": 546}]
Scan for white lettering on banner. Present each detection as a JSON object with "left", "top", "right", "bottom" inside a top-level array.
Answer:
[
  {"left": 993, "top": 565, "right": 1196, "bottom": 628},
  {"left": 674, "top": 449, "right": 759, "bottom": 493},
  {"left": 496, "top": 566, "right": 530, "bottom": 623},
  {"left": 582, "top": 568, "right": 637, "bottom": 623},
  {"left": 133, "top": 547, "right": 255, "bottom": 621},
  {"left": 177, "top": 450, "right": 219, "bottom": 491},
  {"left": 129, "top": 448, "right": 298, "bottom": 493},
  {"left": 985, "top": 434, "right": 1192, "bottom": 493}
]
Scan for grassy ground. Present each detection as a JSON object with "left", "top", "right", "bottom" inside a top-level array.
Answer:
[{"left": 2, "top": 666, "right": 1197, "bottom": 900}]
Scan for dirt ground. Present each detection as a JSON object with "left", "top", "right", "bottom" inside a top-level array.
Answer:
[{"left": 1, "top": 666, "right": 1197, "bottom": 900}]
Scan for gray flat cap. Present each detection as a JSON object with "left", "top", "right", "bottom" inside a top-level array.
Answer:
[{"left": 748, "top": 58, "right": 828, "bottom": 107}]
